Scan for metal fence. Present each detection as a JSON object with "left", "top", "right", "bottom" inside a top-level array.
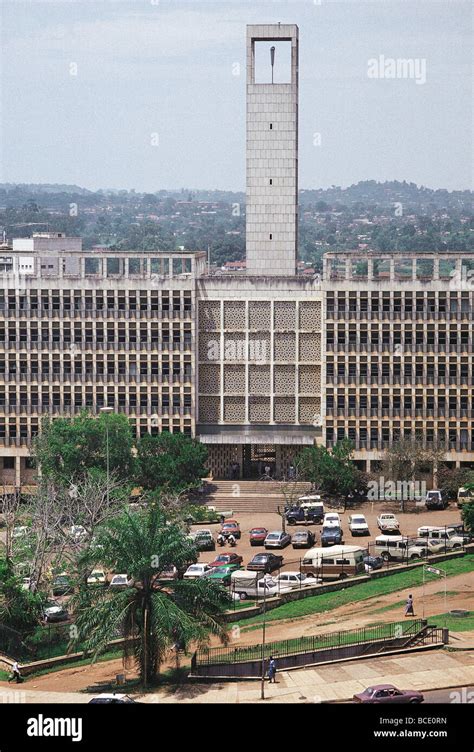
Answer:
[
  {"left": 0, "top": 623, "right": 74, "bottom": 662},
  {"left": 228, "top": 533, "right": 470, "bottom": 606},
  {"left": 193, "top": 619, "right": 427, "bottom": 669}
]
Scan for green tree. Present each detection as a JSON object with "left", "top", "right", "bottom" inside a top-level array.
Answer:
[
  {"left": 72, "top": 505, "right": 229, "bottom": 685},
  {"left": 33, "top": 412, "right": 134, "bottom": 483},
  {"left": 296, "top": 439, "right": 358, "bottom": 495},
  {"left": 0, "top": 560, "right": 44, "bottom": 631},
  {"left": 135, "top": 432, "right": 208, "bottom": 493}
]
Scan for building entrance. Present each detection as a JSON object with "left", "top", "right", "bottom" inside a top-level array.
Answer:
[{"left": 243, "top": 444, "right": 277, "bottom": 479}]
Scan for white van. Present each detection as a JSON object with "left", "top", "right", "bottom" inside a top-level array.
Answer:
[
  {"left": 417, "top": 526, "right": 464, "bottom": 550},
  {"left": 374, "top": 535, "right": 428, "bottom": 562},
  {"left": 301, "top": 545, "right": 365, "bottom": 581}
]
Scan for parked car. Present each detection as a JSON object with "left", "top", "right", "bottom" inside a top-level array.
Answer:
[
  {"left": 322, "top": 512, "right": 341, "bottom": 529},
  {"left": 209, "top": 552, "right": 243, "bottom": 568},
  {"left": 417, "top": 526, "right": 464, "bottom": 550},
  {"left": 449, "top": 524, "right": 472, "bottom": 544},
  {"left": 205, "top": 564, "right": 242, "bottom": 585},
  {"left": 363, "top": 555, "right": 384, "bottom": 572},
  {"left": 89, "top": 694, "right": 137, "bottom": 704},
  {"left": 194, "top": 531, "right": 215, "bottom": 552},
  {"left": 249, "top": 527, "right": 268, "bottom": 545},
  {"left": 43, "top": 601, "right": 69, "bottom": 623},
  {"left": 374, "top": 535, "right": 428, "bottom": 562},
  {"left": 353, "top": 684, "right": 424, "bottom": 704},
  {"left": 377, "top": 513, "right": 400, "bottom": 534},
  {"left": 52, "top": 572, "right": 74, "bottom": 596},
  {"left": 264, "top": 530, "right": 291, "bottom": 549},
  {"left": 301, "top": 545, "right": 365, "bottom": 581},
  {"left": 348, "top": 514, "right": 370, "bottom": 536},
  {"left": 247, "top": 553, "right": 283, "bottom": 573},
  {"left": 87, "top": 568, "right": 107, "bottom": 587},
  {"left": 321, "top": 526, "right": 344, "bottom": 547},
  {"left": 154, "top": 565, "right": 179, "bottom": 581},
  {"left": 286, "top": 502, "right": 324, "bottom": 526},
  {"left": 457, "top": 486, "right": 474, "bottom": 509},
  {"left": 291, "top": 530, "right": 316, "bottom": 548},
  {"left": 425, "top": 490, "right": 448, "bottom": 510},
  {"left": 220, "top": 520, "right": 241, "bottom": 539},
  {"left": 109, "top": 574, "right": 132, "bottom": 589},
  {"left": 183, "top": 563, "right": 212, "bottom": 579},
  {"left": 274, "top": 571, "right": 318, "bottom": 589}
]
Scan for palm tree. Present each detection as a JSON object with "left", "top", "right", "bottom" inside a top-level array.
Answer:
[{"left": 71, "top": 504, "right": 230, "bottom": 686}]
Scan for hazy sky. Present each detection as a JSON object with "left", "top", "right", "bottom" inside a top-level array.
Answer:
[{"left": 1, "top": 0, "right": 472, "bottom": 192}]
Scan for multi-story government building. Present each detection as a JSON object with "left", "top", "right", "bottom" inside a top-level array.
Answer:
[{"left": 0, "top": 23, "right": 472, "bottom": 487}]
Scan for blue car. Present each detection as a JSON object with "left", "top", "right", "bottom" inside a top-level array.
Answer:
[{"left": 320, "top": 526, "right": 343, "bottom": 547}]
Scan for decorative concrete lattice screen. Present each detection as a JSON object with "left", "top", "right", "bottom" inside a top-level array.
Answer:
[
  {"left": 223, "top": 332, "right": 246, "bottom": 361},
  {"left": 199, "top": 332, "right": 220, "bottom": 361},
  {"left": 274, "top": 332, "right": 296, "bottom": 360},
  {"left": 274, "top": 396, "right": 296, "bottom": 423},
  {"left": 224, "top": 396, "right": 246, "bottom": 422},
  {"left": 249, "top": 365, "right": 271, "bottom": 393},
  {"left": 249, "top": 396, "right": 271, "bottom": 423},
  {"left": 299, "top": 397, "right": 320, "bottom": 424},
  {"left": 224, "top": 365, "right": 246, "bottom": 393},
  {"left": 299, "top": 365, "right": 319, "bottom": 393},
  {"left": 200, "top": 300, "right": 221, "bottom": 330},
  {"left": 224, "top": 301, "right": 246, "bottom": 329},
  {"left": 207, "top": 445, "right": 242, "bottom": 479},
  {"left": 274, "top": 365, "right": 295, "bottom": 393},
  {"left": 299, "top": 300, "right": 322, "bottom": 329},
  {"left": 299, "top": 332, "right": 320, "bottom": 362},
  {"left": 199, "top": 396, "right": 220, "bottom": 423},
  {"left": 249, "top": 301, "right": 271, "bottom": 330},
  {"left": 274, "top": 301, "right": 296, "bottom": 329},
  {"left": 199, "top": 364, "right": 220, "bottom": 393}
]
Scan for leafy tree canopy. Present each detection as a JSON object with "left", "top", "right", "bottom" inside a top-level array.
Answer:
[
  {"left": 135, "top": 432, "right": 208, "bottom": 493},
  {"left": 296, "top": 439, "right": 358, "bottom": 495}
]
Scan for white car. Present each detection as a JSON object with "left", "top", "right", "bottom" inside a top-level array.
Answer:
[
  {"left": 274, "top": 571, "right": 319, "bottom": 589},
  {"left": 348, "top": 514, "right": 370, "bottom": 536},
  {"left": 183, "top": 563, "right": 212, "bottom": 579},
  {"left": 377, "top": 513, "right": 400, "bottom": 533},
  {"left": 109, "top": 574, "right": 132, "bottom": 589},
  {"left": 322, "top": 513, "right": 341, "bottom": 529},
  {"left": 87, "top": 568, "right": 107, "bottom": 586}
]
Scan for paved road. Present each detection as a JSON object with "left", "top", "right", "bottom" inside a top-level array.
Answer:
[{"left": 422, "top": 685, "right": 474, "bottom": 703}]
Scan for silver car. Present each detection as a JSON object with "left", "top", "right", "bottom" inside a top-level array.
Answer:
[{"left": 264, "top": 530, "right": 291, "bottom": 549}]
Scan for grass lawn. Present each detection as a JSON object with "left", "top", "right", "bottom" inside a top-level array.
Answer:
[
  {"left": 231, "top": 554, "right": 474, "bottom": 630},
  {"left": 428, "top": 611, "right": 474, "bottom": 632}
]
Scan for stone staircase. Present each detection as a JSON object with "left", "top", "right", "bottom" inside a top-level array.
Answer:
[{"left": 201, "top": 480, "right": 313, "bottom": 514}]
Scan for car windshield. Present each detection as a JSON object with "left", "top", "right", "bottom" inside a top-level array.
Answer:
[
  {"left": 213, "top": 567, "right": 230, "bottom": 574},
  {"left": 252, "top": 555, "right": 266, "bottom": 561},
  {"left": 353, "top": 517, "right": 366, "bottom": 523},
  {"left": 267, "top": 534, "right": 280, "bottom": 539},
  {"left": 252, "top": 528, "right": 266, "bottom": 534},
  {"left": 222, "top": 523, "right": 236, "bottom": 529},
  {"left": 188, "top": 566, "right": 201, "bottom": 572}
]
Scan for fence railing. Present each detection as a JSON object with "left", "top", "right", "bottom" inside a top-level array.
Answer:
[{"left": 193, "top": 619, "right": 427, "bottom": 668}]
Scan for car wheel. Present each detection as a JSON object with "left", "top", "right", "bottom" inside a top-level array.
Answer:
[
  {"left": 409, "top": 698, "right": 422, "bottom": 704},
  {"left": 382, "top": 552, "right": 390, "bottom": 562},
  {"left": 238, "top": 592, "right": 247, "bottom": 600},
  {"left": 339, "top": 573, "right": 348, "bottom": 580}
]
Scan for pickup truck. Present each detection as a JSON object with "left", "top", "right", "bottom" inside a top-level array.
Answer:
[
  {"left": 377, "top": 513, "right": 400, "bottom": 534},
  {"left": 285, "top": 504, "right": 324, "bottom": 525}
]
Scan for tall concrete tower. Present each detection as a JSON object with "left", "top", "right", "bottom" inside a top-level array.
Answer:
[{"left": 246, "top": 24, "right": 299, "bottom": 276}]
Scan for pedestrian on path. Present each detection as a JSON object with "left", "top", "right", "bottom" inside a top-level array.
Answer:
[
  {"left": 404, "top": 593, "right": 415, "bottom": 617},
  {"left": 267, "top": 656, "right": 277, "bottom": 683},
  {"left": 7, "top": 660, "right": 21, "bottom": 684}
]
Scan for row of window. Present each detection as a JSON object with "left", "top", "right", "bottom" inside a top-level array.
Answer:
[{"left": 0, "top": 289, "right": 192, "bottom": 311}]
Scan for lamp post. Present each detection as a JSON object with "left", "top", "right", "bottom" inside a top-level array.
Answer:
[
  {"left": 100, "top": 406, "right": 113, "bottom": 505},
  {"left": 260, "top": 579, "right": 267, "bottom": 700}
]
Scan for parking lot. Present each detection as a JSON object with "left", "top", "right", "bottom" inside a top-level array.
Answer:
[{"left": 192, "top": 501, "right": 465, "bottom": 574}]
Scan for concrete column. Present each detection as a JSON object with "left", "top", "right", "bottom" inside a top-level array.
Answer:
[{"left": 15, "top": 455, "right": 21, "bottom": 488}]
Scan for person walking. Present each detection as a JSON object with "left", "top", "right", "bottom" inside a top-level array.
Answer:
[
  {"left": 8, "top": 660, "right": 21, "bottom": 684},
  {"left": 267, "top": 656, "right": 277, "bottom": 683},
  {"left": 404, "top": 593, "right": 415, "bottom": 617}
]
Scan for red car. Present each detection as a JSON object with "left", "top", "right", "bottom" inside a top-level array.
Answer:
[
  {"left": 249, "top": 527, "right": 268, "bottom": 546},
  {"left": 353, "top": 684, "right": 424, "bottom": 704},
  {"left": 209, "top": 553, "right": 243, "bottom": 568},
  {"left": 220, "top": 520, "right": 241, "bottom": 539}
]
